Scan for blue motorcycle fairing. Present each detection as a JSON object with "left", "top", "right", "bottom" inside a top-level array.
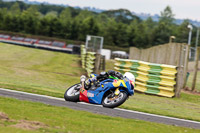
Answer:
[
  {"left": 123, "top": 78, "right": 134, "bottom": 95},
  {"left": 86, "top": 78, "right": 134, "bottom": 104},
  {"left": 87, "top": 79, "right": 115, "bottom": 104}
]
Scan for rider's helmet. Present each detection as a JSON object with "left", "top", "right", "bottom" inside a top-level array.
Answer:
[{"left": 123, "top": 72, "right": 135, "bottom": 82}]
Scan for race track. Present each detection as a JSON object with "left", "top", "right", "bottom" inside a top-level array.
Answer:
[{"left": 0, "top": 88, "right": 200, "bottom": 129}]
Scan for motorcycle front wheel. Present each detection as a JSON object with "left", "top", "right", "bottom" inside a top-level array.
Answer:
[
  {"left": 102, "top": 91, "right": 128, "bottom": 108},
  {"left": 64, "top": 83, "right": 81, "bottom": 102}
]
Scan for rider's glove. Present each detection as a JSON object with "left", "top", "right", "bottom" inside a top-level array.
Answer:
[
  {"left": 90, "top": 76, "right": 97, "bottom": 82},
  {"left": 80, "top": 75, "right": 86, "bottom": 82},
  {"left": 85, "top": 79, "right": 90, "bottom": 85}
]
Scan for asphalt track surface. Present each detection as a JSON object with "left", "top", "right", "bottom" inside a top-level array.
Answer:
[{"left": 0, "top": 88, "right": 200, "bottom": 129}]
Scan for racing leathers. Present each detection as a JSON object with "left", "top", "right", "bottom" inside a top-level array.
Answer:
[{"left": 83, "top": 70, "right": 123, "bottom": 89}]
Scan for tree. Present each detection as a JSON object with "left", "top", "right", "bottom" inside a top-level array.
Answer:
[
  {"left": 103, "top": 19, "right": 128, "bottom": 46},
  {"left": 152, "top": 22, "right": 171, "bottom": 45},
  {"left": 60, "top": 8, "right": 72, "bottom": 22},
  {"left": 59, "top": 8, "right": 72, "bottom": 38},
  {"left": 21, "top": 6, "right": 40, "bottom": 34},
  {"left": 69, "top": 19, "right": 80, "bottom": 40},
  {"left": 78, "top": 17, "right": 99, "bottom": 40},
  {"left": 144, "top": 17, "right": 157, "bottom": 46},
  {"left": 103, "top": 19, "right": 117, "bottom": 46},
  {"left": 45, "top": 11, "right": 58, "bottom": 18},
  {"left": 102, "top": 9, "right": 140, "bottom": 24},
  {"left": 114, "top": 23, "right": 128, "bottom": 46},
  {"left": 0, "top": 0, "right": 198, "bottom": 49},
  {"left": 3, "top": 14, "right": 14, "bottom": 31},
  {"left": 0, "top": 8, "right": 7, "bottom": 29},
  {"left": 153, "top": 6, "right": 175, "bottom": 45},
  {"left": 127, "top": 20, "right": 138, "bottom": 47},
  {"left": 174, "top": 20, "right": 190, "bottom": 43},
  {"left": 160, "top": 6, "right": 175, "bottom": 25},
  {"left": 75, "top": 10, "right": 94, "bottom": 21},
  {"left": 37, "top": 17, "right": 50, "bottom": 36},
  {"left": 133, "top": 22, "right": 148, "bottom": 48},
  {"left": 9, "top": 2, "right": 21, "bottom": 15}
]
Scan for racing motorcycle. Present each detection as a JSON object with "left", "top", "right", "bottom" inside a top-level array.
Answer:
[{"left": 64, "top": 72, "right": 135, "bottom": 108}]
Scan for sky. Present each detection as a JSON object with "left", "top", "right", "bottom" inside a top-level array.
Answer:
[{"left": 28, "top": 0, "right": 200, "bottom": 21}]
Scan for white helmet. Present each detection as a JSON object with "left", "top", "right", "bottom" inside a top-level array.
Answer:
[{"left": 123, "top": 72, "right": 135, "bottom": 82}]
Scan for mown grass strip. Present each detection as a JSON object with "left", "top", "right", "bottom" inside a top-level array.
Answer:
[
  {"left": 186, "top": 71, "right": 200, "bottom": 92},
  {"left": 0, "top": 42, "right": 83, "bottom": 96},
  {"left": 0, "top": 96, "right": 199, "bottom": 133},
  {"left": 107, "top": 60, "right": 200, "bottom": 121},
  {"left": 0, "top": 43, "right": 200, "bottom": 123}
]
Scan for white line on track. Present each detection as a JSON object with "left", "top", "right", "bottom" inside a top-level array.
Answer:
[
  {"left": 0, "top": 88, "right": 64, "bottom": 101},
  {"left": 0, "top": 88, "right": 200, "bottom": 125},
  {"left": 114, "top": 108, "right": 200, "bottom": 124}
]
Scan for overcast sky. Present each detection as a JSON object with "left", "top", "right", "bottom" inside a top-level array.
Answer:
[{"left": 29, "top": 0, "right": 200, "bottom": 21}]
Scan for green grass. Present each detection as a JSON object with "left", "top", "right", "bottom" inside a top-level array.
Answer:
[
  {"left": 0, "top": 42, "right": 84, "bottom": 97},
  {"left": 0, "top": 43, "right": 200, "bottom": 122},
  {"left": 106, "top": 60, "right": 200, "bottom": 122},
  {"left": 105, "top": 59, "right": 116, "bottom": 72},
  {"left": 0, "top": 96, "right": 200, "bottom": 133},
  {"left": 120, "top": 93, "right": 200, "bottom": 121},
  {"left": 186, "top": 71, "right": 200, "bottom": 92}
]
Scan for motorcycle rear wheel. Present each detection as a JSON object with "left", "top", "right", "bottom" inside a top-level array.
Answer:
[
  {"left": 64, "top": 83, "right": 81, "bottom": 102},
  {"left": 102, "top": 91, "right": 128, "bottom": 108}
]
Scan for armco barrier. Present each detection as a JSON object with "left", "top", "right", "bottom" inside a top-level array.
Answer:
[
  {"left": 114, "top": 58, "right": 177, "bottom": 97},
  {"left": 81, "top": 45, "right": 96, "bottom": 76},
  {"left": 0, "top": 39, "right": 72, "bottom": 53}
]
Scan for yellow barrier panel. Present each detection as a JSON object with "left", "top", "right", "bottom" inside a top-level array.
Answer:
[{"left": 114, "top": 58, "right": 177, "bottom": 97}]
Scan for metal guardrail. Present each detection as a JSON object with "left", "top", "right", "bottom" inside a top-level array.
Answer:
[
  {"left": 0, "top": 39, "right": 72, "bottom": 53},
  {"left": 114, "top": 58, "right": 177, "bottom": 97}
]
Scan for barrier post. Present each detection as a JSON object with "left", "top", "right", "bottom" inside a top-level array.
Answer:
[
  {"left": 175, "top": 44, "right": 186, "bottom": 97},
  {"left": 191, "top": 47, "right": 200, "bottom": 91},
  {"left": 101, "top": 55, "right": 106, "bottom": 71},
  {"left": 183, "top": 45, "right": 190, "bottom": 88},
  {"left": 94, "top": 54, "right": 101, "bottom": 74}
]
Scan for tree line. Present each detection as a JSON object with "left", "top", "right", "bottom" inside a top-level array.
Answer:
[{"left": 0, "top": 0, "right": 198, "bottom": 48}]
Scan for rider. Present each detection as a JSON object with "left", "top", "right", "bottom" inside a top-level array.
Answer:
[{"left": 81, "top": 70, "right": 124, "bottom": 89}]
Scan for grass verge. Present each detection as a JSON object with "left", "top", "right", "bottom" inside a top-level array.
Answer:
[
  {"left": 0, "top": 43, "right": 200, "bottom": 122},
  {"left": 120, "top": 92, "right": 200, "bottom": 121},
  {"left": 106, "top": 60, "right": 200, "bottom": 122},
  {"left": 0, "top": 42, "right": 84, "bottom": 97},
  {"left": 0, "top": 96, "right": 200, "bottom": 133},
  {"left": 186, "top": 71, "right": 200, "bottom": 92}
]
